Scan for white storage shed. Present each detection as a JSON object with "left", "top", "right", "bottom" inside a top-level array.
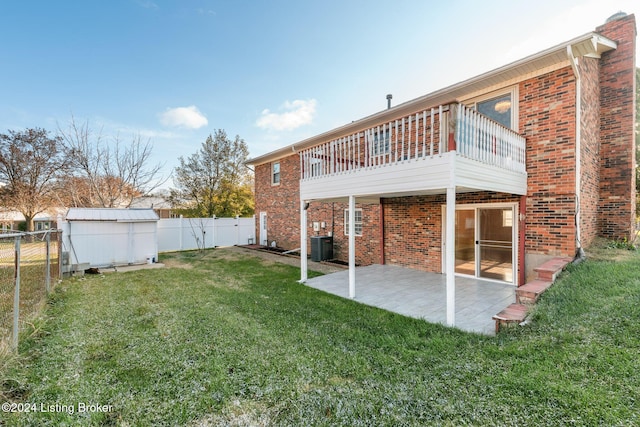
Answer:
[{"left": 61, "top": 208, "right": 160, "bottom": 268}]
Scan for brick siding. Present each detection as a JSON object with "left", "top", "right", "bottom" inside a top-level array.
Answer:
[
  {"left": 579, "top": 57, "right": 601, "bottom": 247},
  {"left": 596, "top": 14, "right": 637, "bottom": 239},
  {"left": 520, "top": 66, "right": 578, "bottom": 256}
]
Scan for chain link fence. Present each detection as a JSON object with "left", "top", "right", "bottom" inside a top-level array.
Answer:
[{"left": 0, "top": 231, "right": 61, "bottom": 352}]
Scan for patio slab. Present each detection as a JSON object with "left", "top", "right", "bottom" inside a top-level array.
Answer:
[{"left": 305, "top": 264, "right": 515, "bottom": 335}]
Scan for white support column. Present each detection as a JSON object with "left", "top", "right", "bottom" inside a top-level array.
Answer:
[
  {"left": 300, "top": 199, "right": 308, "bottom": 283},
  {"left": 211, "top": 215, "right": 217, "bottom": 248},
  {"left": 348, "top": 195, "right": 356, "bottom": 299},
  {"left": 445, "top": 186, "right": 456, "bottom": 326},
  {"left": 179, "top": 214, "right": 184, "bottom": 250}
]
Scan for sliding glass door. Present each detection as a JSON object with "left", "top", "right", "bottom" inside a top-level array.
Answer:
[
  {"left": 478, "top": 208, "right": 513, "bottom": 282},
  {"left": 449, "top": 204, "right": 515, "bottom": 283}
]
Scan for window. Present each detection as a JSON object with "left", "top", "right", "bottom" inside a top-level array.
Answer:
[
  {"left": 477, "top": 94, "right": 512, "bottom": 128},
  {"left": 372, "top": 129, "right": 390, "bottom": 156},
  {"left": 466, "top": 87, "right": 518, "bottom": 131},
  {"left": 344, "top": 208, "right": 363, "bottom": 236},
  {"left": 309, "top": 149, "right": 324, "bottom": 177},
  {"left": 36, "top": 222, "right": 50, "bottom": 231},
  {"left": 271, "top": 162, "right": 280, "bottom": 185},
  {"left": 502, "top": 209, "right": 513, "bottom": 227}
]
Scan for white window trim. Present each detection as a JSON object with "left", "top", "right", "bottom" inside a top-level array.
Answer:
[
  {"left": 462, "top": 86, "right": 519, "bottom": 131},
  {"left": 344, "top": 208, "right": 363, "bottom": 237},
  {"left": 271, "top": 161, "right": 281, "bottom": 186}
]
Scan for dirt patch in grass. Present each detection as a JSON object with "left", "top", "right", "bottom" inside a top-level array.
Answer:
[
  {"left": 227, "top": 246, "right": 344, "bottom": 275},
  {"left": 158, "top": 246, "right": 345, "bottom": 275},
  {"left": 159, "top": 256, "right": 195, "bottom": 269},
  {"left": 191, "top": 400, "right": 273, "bottom": 427},
  {"left": 585, "top": 237, "right": 639, "bottom": 262}
]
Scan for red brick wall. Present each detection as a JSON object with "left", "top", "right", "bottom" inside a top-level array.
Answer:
[
  {"left": 254, "top": 157, "right": 382, "bottom": 265},
  {"left": 305, "top": 201, "right": 381, "bottom": 266},
  {"left": 596, "top": 14, "right": 637, "bottom": 239},
  {"left": 383, "top": 192, "right": 520, "bottom": 272},
  {"left": 579, "top": 57, "right": 601, "bottom": 248},
  {"left": 520, "top": 67, "right": 578, "bottom": 256},
  {"left": 254, "top": 155, "right": 301, "bottom": 248}
]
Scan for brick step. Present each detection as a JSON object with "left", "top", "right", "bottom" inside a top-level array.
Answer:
[
  {"left": 534, "top": 257, "right": 573, "bottom": 282},
  {"left": 492, "top": 303, "right": 529, "bottom": 333},
  {"left": 516, "top": 279, "right": 553, "bottom": 304}
]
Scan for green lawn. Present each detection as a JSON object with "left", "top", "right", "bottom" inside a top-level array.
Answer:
[{"left": 1, "top": 245, "right": 639, "bottom": 426}]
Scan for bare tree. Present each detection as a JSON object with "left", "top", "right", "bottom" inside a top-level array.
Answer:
[
  {"left": 0, "top": 128, "right": 66, "bottom": 231},
  {"left": 59, "top": 118, "right": 166, "bottom": 208}
]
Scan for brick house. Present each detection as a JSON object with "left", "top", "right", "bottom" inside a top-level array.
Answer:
[{"left": 247, "top": 13, "right": 636, "bottom": 322}]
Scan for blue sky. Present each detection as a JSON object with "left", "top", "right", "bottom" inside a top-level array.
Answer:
[{"left": 1, "top": 0, "right": 637, "bottom": 190}]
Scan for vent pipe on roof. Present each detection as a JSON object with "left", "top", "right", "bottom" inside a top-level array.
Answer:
[{"left": 386, "top": 94, "right": 392, "bottom": 109}]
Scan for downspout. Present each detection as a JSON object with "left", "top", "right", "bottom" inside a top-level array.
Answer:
[
  {"left": 519, "top": 195, "right": 526, "bottom": 286},
  {"left": 567, "top": 46, "right": 585, "bottom": 260}
]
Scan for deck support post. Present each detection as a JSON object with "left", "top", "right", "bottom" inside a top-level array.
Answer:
[
  {"left": 445, "top": 186, "right": 456, "bottom": 326},
  {"left": 348, "top": 195, "right": 356, "bottom": 299},
  {"left": 300, "top": 199, "right": 308, "bottom": 283}
]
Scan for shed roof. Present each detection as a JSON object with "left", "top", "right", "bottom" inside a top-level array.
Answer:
[{"left": 66, "top": 208, "right": 160, "bottom": 222}]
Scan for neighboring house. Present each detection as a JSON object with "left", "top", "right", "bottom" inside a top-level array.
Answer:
[
  {"left": 0, "top": 209, "right": 65, "bottom": 231},
  {"left": 247, "top": 14, "right": 636, "bottom": 298},
  {"left": 129, "top": 195, "right": 176, "bottom": 219}
]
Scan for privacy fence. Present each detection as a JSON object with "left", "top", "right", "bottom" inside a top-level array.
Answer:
[
  {"left": 0, "top": 231, "right": 61, "bottom": 352},
  {"left": 58, "top": 216, "right": 256, "bottom": 269},
  {"left": 157, "top": 216, "right": 256, "bottom": 252}
]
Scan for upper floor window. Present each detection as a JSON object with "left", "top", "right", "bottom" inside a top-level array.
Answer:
[
  {"left": 308, "top": 149, "right": 324, "bottom": 177},
  {"left": 372, "top": 129, "right": 390, "bottom": 156},
  {"left": 369, "top": 129, "right": 391, "bottom": 156},
  {"left": 466, "top": 87, "right": 518, "bottom": 131},
  {"left": 271, "top": 162, "right": 280, "bottom": 185}
]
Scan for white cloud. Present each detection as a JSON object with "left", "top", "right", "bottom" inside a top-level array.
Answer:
[
  {"left": 256, "top": 99, "right": 317, "bottom": 131},
  {"left": 159, "top": 106, "right": 208, "bottom": 129}
]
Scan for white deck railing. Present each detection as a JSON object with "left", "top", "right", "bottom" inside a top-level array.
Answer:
[
  {"left": 455, "top": 104, "right": 526, "bottom": 173},
  {"left": 300, "top": 103, "right": 526, "bottom": 180}
]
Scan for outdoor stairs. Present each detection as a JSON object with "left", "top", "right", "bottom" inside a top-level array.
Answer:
[{"left": 492, "top": 257, "right": 573, "bottom": 333}]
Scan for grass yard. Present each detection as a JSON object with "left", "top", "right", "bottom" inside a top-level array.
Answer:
[{"left": 0, "top": 244, "right": 639, "bottom": 426}]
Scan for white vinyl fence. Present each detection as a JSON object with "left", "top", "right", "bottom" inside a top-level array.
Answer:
[
  {"left": 157, "top": 216, "right": 256, "bottom": 252},
  {"left": 59, "top": 215, "right": 256, "bottom": 268}
]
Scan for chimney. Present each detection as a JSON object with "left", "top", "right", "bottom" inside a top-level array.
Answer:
[{"left": 386, "top": 94, "right": 393, "bottom": 109}]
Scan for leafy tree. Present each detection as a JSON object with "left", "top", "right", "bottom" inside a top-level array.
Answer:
[
  {"left": 0, "top": 128, "right": 66, "bottom": 231},
  {"left": 59, "top": 117, "right": 165, "bottom": 208},
  {"left": 171, "top": 130, "right": 254, "bottom": 217}
]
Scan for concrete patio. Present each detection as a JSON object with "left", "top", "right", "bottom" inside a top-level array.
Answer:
[{"left": 305, "top": 264, "right": 515, "bottom": 335}]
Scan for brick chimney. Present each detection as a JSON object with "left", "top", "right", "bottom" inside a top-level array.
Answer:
[{"left": 596, "top": 13, "right": 637, "bottom": 240}]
